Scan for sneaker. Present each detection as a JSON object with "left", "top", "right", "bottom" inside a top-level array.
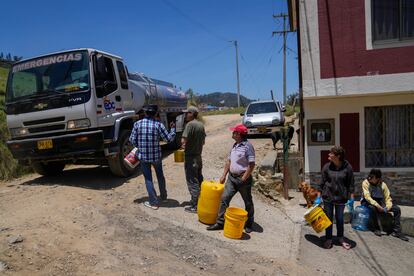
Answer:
[
  {"left": 374, "top": 230, "right": 382, "bottom": 237},
  {"left": 245, "top": 226, "right": 253, "bottom": 233},
  {"left": 391, "top": 232, "right": 409, "bottom": 242},
  {"left": 144, "top": 201, "right": 159, "bottom": 210},
  {"left": 184, "top": 206, "right": 197, "bottom": 213}
]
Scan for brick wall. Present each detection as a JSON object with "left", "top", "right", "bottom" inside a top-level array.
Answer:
[{"left": 307, "top": 172, "right": 414, "bottom": 206}]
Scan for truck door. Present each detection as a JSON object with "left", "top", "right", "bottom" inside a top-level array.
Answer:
[
  {"left": 115, "top": 60, "right": 133, "bottom": 111},
  {"left": 93, "top": 54, "right": 122, "bottom": 127}
]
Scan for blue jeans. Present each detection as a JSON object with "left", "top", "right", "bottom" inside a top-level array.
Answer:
[
  {"left": 324, "top": 202, "right": 345, "bottom": 240},
  {"left": 140, "top": 161, "right": 167, "bottom": 205}
]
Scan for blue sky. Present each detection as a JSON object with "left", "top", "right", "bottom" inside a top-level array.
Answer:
[{"left": 1, "top": 0, "right": 298, "bottom": 102}]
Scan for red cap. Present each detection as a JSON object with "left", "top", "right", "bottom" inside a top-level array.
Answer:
[{"left": 229, "top": 124, "right": 248, "bottom": 135}]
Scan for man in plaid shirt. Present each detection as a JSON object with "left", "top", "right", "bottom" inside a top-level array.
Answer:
[{"left": 129, "top": 105, "right": 176, "bottom": 210}]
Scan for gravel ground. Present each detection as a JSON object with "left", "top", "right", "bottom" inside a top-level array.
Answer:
[{"left": 0, "top": 114, "right": 306, "bottom": 276}]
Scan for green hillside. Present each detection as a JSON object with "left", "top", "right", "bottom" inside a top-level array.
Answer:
[
  {"left": 0, "top": 63, "right": 31, "bottom": 180},
  {"left": 0, "top": 67, "right": 8, "bottom": 92}
]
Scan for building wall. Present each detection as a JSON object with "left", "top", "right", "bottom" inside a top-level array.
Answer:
[
  {"left": 299, "top": 0, "right": 414, "bottom": 98},
  {"left": 304, "top": 93, "right": 414, "bottom": 173}
]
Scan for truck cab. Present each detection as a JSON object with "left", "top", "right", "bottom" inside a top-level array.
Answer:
[{"left": 5, "top": 49, "right": 185, "bottom": 177}]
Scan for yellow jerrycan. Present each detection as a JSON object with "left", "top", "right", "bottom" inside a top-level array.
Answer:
[
  {"left": 197, "top": 181, "right": 224, "bottom": 224},
  {"left": 174, "top": 149, "right": 185, "bottom": 162}
]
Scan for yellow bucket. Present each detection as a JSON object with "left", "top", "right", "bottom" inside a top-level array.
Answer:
[
  {"left": 174, "top": 149, "right": 184, "bottom": 162},
  {"left": 197, "top": 181, "right": 224, "bottom": 224},
  {"left": 304, "top": 205, "right": 332, "bottom": 233},
  {"left": 223, "top": 207, "right": 248, "bottom": 239}
]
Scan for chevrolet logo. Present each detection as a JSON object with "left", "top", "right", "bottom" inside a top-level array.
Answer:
[{"left": 34, "top": 103, "right": 48, "bottom": 110}]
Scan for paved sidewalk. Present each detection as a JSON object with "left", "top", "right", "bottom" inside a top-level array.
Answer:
[{"left": 281, "top": 190, "right": 414, "bottom": 276}]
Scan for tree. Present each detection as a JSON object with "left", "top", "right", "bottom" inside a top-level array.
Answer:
[
  {"left": 185, "top": 88, "right": 198, "bottom": 106},
  {"left": 13, "top": 56, "right": 23, "bottom": 62},
  {"left": 287, "top": 92, "right": 299, "bottom": 106}
]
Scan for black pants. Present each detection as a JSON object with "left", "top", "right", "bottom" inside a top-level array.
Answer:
[
  {"left": 216, "top": 174, "right": 254, "bottom": 227},
  {"left": 324, "top": 202, "right": 345, "bottom": 240},
  {"left": 364, "top": 203, "right": 402, "bottom": 233}
]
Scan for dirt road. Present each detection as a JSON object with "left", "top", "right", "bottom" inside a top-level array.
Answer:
[{"left": 0, "top": 114, "right": 306, "bottom": 275}]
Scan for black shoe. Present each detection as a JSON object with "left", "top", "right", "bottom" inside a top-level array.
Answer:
[
  {"left": 184, "top": 206, "right": 197, "bottom": 213},
  {"left": 245, "top": 226, "right": 253, "bottom": 233},
  {"left": 374, "top": 230, "right": 382, "bottom": 236},
  {"left": 392, "top": 232, "right": 409, "bottom": 241},
  {"left": 206, "top": 223, "right": 224, "bottom": 231}
]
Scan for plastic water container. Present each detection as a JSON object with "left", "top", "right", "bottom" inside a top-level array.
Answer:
[
  {"left": 351, "top": 205, "right": 371, "bottom": 231},
  {"left": 224, "top": 207, "right": 248, "bottom": 239},
  {"left": 174, "top": 149, "right": 185, "bottom": 162},
  {"left": 304, "top": 205, "right": 332, "bottom": 233},
  {"left": 197, "top": 181, "right": 224, "bottom": 224}
]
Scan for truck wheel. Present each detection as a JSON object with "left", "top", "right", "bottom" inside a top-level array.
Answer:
[
  {"left": 108, "top": 130, "right": 138, "bottom": 177},
  {"left": 32, "top": 161, "right": 65, "bottom": 176}
]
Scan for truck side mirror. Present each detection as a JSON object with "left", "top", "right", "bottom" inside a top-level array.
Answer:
[
  {"left": 240, "top": 113, "right": 244, "bottom": 116},
  {"left": 282, "top": 106, "right": 286, "bottom": 112}
]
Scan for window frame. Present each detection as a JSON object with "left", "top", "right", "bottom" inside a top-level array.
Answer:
[
  {"left": 94, "top": 55, "right": 118, "bottom": 98},
  {"left": 116, "top": 60, "right": 128, "bottom": 90},
  {"left": 371, "top": 0, "right": 414, "bottom": 47},
  {"left": 364, "top": 104, "right": 414, "bottom": 167}
]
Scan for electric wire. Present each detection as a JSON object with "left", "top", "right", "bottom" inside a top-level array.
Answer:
[
  {"left": 161, "top": 0, "right": 228, "bottom": 42},
  {"left": 160, "top": 45, "right": 232, "bottom": 78}
]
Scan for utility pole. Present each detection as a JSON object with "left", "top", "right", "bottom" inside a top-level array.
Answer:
[
  {"left": 273, "top": 13, "right": 294, "bottom": 105},
  {"left": 230, "top": 40, "right": 241, "bottom": 108}
]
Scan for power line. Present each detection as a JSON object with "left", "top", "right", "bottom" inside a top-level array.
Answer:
[
  {"left": 160, "top": 45, "right": 232, "bottom": 78},
  {"left": 161, "top": 0, "right": 228, "bottom": 42}
]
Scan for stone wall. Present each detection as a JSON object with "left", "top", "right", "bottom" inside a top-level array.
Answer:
[{"left": 307, "top": 172, "right": 414, "bottom": 206}]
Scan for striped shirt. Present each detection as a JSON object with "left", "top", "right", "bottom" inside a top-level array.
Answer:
[{"left": 129, "top": 117, "right": 175, "bottom": 162}]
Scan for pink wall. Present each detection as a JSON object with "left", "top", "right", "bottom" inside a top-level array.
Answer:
[{"left": 318, "top": 0, "right": 414, "bottom": 79}]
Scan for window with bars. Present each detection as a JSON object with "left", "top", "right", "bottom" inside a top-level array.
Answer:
[
  {"left": 372, "top": 0, "right": 414, "bottom": 43},
  {"left": 365, "top": 104, "right": 414, "bottom": 167}
]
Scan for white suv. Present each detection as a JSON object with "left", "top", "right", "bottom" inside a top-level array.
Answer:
[{"left": 241, "top": 100, "right": 286, "bottom": 135}]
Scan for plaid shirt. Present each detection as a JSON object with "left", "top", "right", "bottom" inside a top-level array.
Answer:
[{"left": 129, "top": 117, "right": 176, "bottom": 162}]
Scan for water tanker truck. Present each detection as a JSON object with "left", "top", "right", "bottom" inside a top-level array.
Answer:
[{"left": 5, "top": 48, "right": 187, "bottom": 177}]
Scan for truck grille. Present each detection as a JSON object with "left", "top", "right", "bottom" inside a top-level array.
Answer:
[
  {"left": 28, "top": 124, "right": 66, "bottom": 134},
  {"left": 24, "top": 116, "right": 65, "bottom": 126}
]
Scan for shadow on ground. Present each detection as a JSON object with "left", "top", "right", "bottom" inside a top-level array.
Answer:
[
  {"left": 304, "top": 234, "right": 357, "bottom": 249},
  {"left": 21, "top": 165, "right": 137, "bottom": 190},
  {"left": 20, "top": 148, "right": 175, "bottom": 190},
  {"left": 134, "top": 196, "right": 181, "bottom": 208}
]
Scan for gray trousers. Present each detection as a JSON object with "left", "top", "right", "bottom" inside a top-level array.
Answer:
[
  {"left": 184, "top": 155, "right": 203, "bottom": 208},
  {"left": 216, "top": 174, "right": 254, "bottom": 227}
]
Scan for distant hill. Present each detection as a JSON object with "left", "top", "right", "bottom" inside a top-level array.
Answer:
[{"left": 196, "top": 92, "right": 253, "bottom": 107}]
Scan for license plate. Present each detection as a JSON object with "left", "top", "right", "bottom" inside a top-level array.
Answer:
[
  {"left": 37, "top": 139, "right": 53, "bottom": 150},
  {"left": 257, "top": 126, "right": 267, "bottom": 133}
]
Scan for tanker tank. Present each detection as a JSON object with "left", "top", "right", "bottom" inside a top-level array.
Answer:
[{"left": 128, "top": 72, "right": 187, "bottom": 112}]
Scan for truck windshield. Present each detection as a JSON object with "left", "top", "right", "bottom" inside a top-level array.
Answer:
[
  {"left": 246, "top": 102, "right": 278, "bottom": 114},
  {"left": 6, "top": 51, "right": 90, "bottom": 102}
]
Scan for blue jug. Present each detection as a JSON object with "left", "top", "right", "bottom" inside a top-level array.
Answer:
[{"left": 351, "top": 205, "right": 371, "bottom": 231}]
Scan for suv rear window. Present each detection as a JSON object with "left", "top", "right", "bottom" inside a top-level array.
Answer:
[{"left": 246, "top": 102, "right": 278, "bottom": 114}]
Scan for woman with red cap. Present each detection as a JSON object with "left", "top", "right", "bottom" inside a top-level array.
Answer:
[{"left": 207, "top": 124, "right": 256, "bottom": 233}]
